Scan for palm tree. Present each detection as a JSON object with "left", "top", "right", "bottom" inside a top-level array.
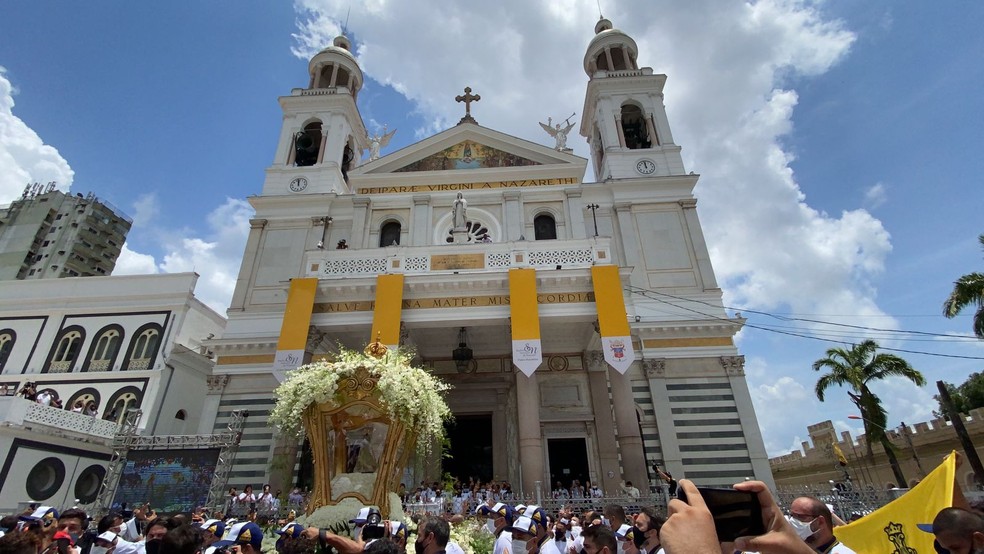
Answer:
[
  {"left": 813, "top": 339, "right": 926, "bottom": 487},
  {"left": 943, "top": 233, "right": 984, "bottom": 338}
]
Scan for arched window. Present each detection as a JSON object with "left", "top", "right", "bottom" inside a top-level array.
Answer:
[
  {"left": 534, "top": 214, "right": 558, "bottom": 240},
  {"left": 66, "top": 388, "right": 101, "bottom": 414},
  {"left": 379, "top": 221, "right": 401, "bottom": 247},
  {"left": 620, "top": 103, "right": 652, "bottom": 149},
  {"left": 293, "top": 122, "right": 323, "bottom": 167},
  {"left": 104, "top": 387, "right": 142, "bottom": 423},
  {"left": 0, "top": 329, "right": 15, "bottom": 372},
  {"left": 47, "top": 326, "right": 85, "bottom": 373},
  {"left": 84, "top": 325, "right": 124, "bottom": 371},
  {"left": 175, "top": 409, "right": 187, "bottom": 420},
  {"left": 122, "top": 324, "right": 163, "bottom": 371}
]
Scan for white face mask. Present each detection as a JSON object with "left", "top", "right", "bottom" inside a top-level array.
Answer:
[
  {"left": 616, "top": 542, "right": 624, "bottom": 554},
  {"left": 91, "top": 546, "right": 110, "bottom": 554},
  {"left": 486, "top": 519, "right": 496, "bottom": 534},
  {"left": 512, "top": 539, "right": 528, "bottom": 554},
  {"left": 785, "top": 516, "right": 816, "bottom": 540}
]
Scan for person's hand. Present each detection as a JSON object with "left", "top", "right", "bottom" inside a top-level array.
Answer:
[
  {"left": 661, "top": 479, "right": 721, "bottom": 554},
  {"left": 730, "top": 481, "right": 814, "bottom": 554},
  {"left": 321, "top": 531, "right": 365, "bottom": 554}
]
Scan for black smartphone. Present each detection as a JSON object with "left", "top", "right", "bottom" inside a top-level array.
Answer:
[{"left": 676, "top": 487, "right": 765, "bottom": 542}]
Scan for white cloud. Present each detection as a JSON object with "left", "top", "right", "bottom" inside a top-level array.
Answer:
[
  {"left": 0, "top": 68, "right": 74, "bottom": 204},
  {"left": 864, "top": 182, "right": 888, "bottom": 209},
  {"left": 113, "top": 197, "right": 253, "bottom": 314}
]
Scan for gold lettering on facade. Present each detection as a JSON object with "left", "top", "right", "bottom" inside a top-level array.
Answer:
[
  {"left": 313, "top": 291, "right": 594, "bottom": 313},
  {"left": 430, "top": 253, "right": 486, "bottom": 270},
  {"left": 356, "top": 177, "right": 577, "bottom": 195}
]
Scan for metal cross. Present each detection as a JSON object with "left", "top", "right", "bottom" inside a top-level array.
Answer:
[{"left": 455, "top": 86, "right": 481, "bottom": 125}]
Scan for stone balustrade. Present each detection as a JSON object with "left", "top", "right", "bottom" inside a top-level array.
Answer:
[{"left": 0, "top": 396, "right": 118, "bottom": 440}]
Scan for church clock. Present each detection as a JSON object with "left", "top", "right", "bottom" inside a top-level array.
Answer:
[
  {"left": 288, "top": 177, "right": 308, "bottom": 193},
  {"left": 636, "top": 159, "right": 656, "bottom": 175}
]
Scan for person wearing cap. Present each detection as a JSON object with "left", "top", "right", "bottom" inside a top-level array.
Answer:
[
  {"left": 491, "top": 504, "right": 515, "bottom": 554},
  {"left": 274, "top": 522, "right": 303, "bottom": 554},
  {"left": 196, "top": 520, "right": 226, "bottom": 549},
  {"left": 509, "top": 516, "right": 538, "bottom": 554},
  {"left": 212, "top": 522, "right": 263, "bottom": 554},
  {"left": 928, "top": 507, "right": 984, "bottom": 554},
  {"left": 350, "top": 507, "right": 380, "bottom": 541},
  {"left": 389, "top": 521, "right": 408, "bottom": 550}
]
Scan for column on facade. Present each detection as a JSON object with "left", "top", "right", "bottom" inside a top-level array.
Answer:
[
  {"left": 564, "top": 189, "right": 587, "bottom": 240},
  {"left": 493, "top": 390, "right": 508, "bottom": 481},
  {"left": 614, "top": 203, "right": 643, "bottom": 283},
  {"left": 614, "top": 113, "right": 627, "bottom": 148},
  {"left": 645, "top": 112, "right": 660, "bottom": 146},
  {"left": 197, "top": 375, "right": 228, "bottom": 435},
  {"left": 515, "top": 371, "right": 545, "bottom": 495},
  {"left": 228, "top": 219, "right": 267, "bottom": 312},
  {"left": 503, "top": 191, "right": 522, "bottom": 241},
  {"left": 650, "top": 94, "right": 676, "bottom": 145},
  {"left": 604, "top": 47, "right": 615, "bottom": 72},
  {"left": 329, "top": 64, "right": 339, "bottom": 88},
  {"left": 609, "top": 363, "right": 649, "bottom": 490},
  {"left": 316, "top": 130, "right": 328, "bottom": 165},
  {"left": 678, "top": 199, "right": 719, "bottom": 290},
  {"left": 411, "top": 195, "right": 431, "bottom": 246},
  {"left": 351, "top": 198, "right": 371, "bottom": 248},
  {"left": 586, "top": 352, "right": 622, "bottom": 493},
  {"left": 644, "top": 358, "right": 684, "bottom": 477},
  {"left": 722, "top": 356, "right": 776, "bottom": 489},
  {"left": 286, "top": 133, "right": 298, "bottom": 166}
]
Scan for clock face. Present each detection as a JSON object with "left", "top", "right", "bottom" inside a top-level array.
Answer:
[
  {"left": 289, "top": 177, "right": 308, "bottom": 192},
  {"left": 636, "top": 159, "right": 656, "bottom": 175}
]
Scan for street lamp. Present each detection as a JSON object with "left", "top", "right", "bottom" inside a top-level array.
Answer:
[
  {"left": 586, "top": 204, "right": 600, "bottom": 237},
  {"left": 849, "top": 415, "right": 925, "bottom": 480}
]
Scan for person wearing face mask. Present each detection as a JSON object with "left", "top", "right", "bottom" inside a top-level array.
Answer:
[
  {"left": 553, "top": 519, "right": 570, "bottom": 554},
  {"left": 786, "top": 496, "right": 855, "bottom": 554},
  {"left": 491, "top": 504, "right": 516, "bottom": 554},
  {"left": 631, "top": 507, "right": 664, "bottom": 554},
  {"left": 142, "top": 519, "right": 169, "bottom": 554},
  {"left": 415, "top": 517, "right": 450, "bottom": 554},
  {"left": 509, "top": 516, "right": 539, "bottom": 554}
]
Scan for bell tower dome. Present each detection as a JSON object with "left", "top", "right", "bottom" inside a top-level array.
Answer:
[
  {"left": 579, "top": 19, "right": 685, "bottom": 182},
  {"left": 265, "top": 34, "right": 369, "bottom": 196}
]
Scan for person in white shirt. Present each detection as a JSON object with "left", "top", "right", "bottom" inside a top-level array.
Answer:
[
  {"left": 256, "top": 484, "right": 274, "bottom": 513},
  {"left": 491, "top": 504, "right": 514, "bottom": 554},
  {"left": 238, "top": 485, "right": 257, "bottom": 511},
  {"left": 36, "top": 390, "right": 52, "bottom": 406}
]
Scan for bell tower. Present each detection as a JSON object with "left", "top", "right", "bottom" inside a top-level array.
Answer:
[
  {"left": 265, "top": 35, "right": 369, "bottom": 196},
  {"left": 579, "top": 18, "right": 685, "bottom": 181}
]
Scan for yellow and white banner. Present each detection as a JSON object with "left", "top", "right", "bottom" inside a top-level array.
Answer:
[
  {"left": 835, "top": 450, "right": 956, "bottom": 553},
  {"left": 370, "top": 274, "right": 405, "bottom": 348},
  {"left": 509, "top": 268, "right": 542, "bottom": 376},
  {"left": 274, "top": 278, "right": 319, "bottom": 378},
  {"left": 591, "top": 265, "right": 634, "bottom": 373}
]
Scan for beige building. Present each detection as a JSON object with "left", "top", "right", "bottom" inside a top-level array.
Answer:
[
  {"left": 0, "top": 187, "right": 131, "bottom": 280},
  {"left": 770, "top": 414, "right": 984, "bottom": 490},
  {"left": 205, "top": 19, "right": 774, "bottom": 496}
]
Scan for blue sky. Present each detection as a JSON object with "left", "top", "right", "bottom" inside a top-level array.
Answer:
[{"left": 1, "top": 1, "right": 982, "bottom": 461}]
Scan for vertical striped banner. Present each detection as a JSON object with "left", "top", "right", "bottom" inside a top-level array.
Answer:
[
  {"left": 591, "top": 265, "right": 635, "bottom": 373},
  {"left": 370, "top": 274, "right": 405, "bottom": 348},
  {"left": 509, "top": 268, "right": 542, "bottom": 376},
  {"left": 273, "top": 277, "right": 319, "bottom": 377}
]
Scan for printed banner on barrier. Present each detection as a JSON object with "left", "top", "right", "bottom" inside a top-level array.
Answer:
[
  {"left": 509, "top": 268, "right": 542, "bottom": 376},
  {"left": 591, "top": 265, "right": 635, "bottom": 373}
]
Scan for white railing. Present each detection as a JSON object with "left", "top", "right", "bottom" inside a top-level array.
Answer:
[
  {"left": 22, "top": 399, "right": 119, "bottom": 438},
  {"left": 87, "top": 359, "right": 111, "bottom": 371},
  {"left": 127, "top": 359, "right": 151, "bottom": 370},
  {"left": 308, "top": 237, "right": 612, "bottom": 279},
  {"left": 47, "top": 361, "right": 73, "bottom": 373}
]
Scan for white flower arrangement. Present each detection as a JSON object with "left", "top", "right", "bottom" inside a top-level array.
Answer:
[{"left": 269, "top": 348, "right": 452, "bottom": 452}]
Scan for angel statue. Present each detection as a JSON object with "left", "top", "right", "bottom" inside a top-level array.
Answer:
[
  {"left": 539, "top": 114, "right": 576, "bottom": 151},
  {"left": 366, "top": 126, "right": 397, "bottom": 162}
]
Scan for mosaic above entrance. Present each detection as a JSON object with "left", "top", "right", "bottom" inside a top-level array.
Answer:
[{"left": 394, "top": 140, "right": 540, "bottom": 172}]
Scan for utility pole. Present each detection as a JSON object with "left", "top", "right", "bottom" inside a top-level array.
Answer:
[{"left": 937, "top": 380, "right": 984, "bottom": 489}]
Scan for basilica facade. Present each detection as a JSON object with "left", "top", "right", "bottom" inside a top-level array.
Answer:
[{"left": 203, "top": 20, "right": 774, "bottom": 496}]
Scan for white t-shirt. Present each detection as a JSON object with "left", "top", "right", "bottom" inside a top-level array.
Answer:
[{"left": 494, "top": 531, "right": 513, "bottom": 554}]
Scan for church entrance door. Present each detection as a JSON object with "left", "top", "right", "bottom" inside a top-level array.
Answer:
[
  {"left": 547, "top": 438, "right": 590, "bottom": 490},
  {"left": 443, "top": 414, "right": 493, "bottom": 482}
]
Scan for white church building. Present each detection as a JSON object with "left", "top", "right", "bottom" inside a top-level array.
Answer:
[{"left": 204, "top": 18, "right": 774, "bottom": 496}]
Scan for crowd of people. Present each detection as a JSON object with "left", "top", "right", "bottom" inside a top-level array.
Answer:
[
  {"left": 15, "top": 383, "right": 113, "bottom": 419},
  {"left": 3, "top": 475, "right": 984, "bottom": 554}
]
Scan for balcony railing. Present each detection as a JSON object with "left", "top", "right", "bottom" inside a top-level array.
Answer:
[
  {"left": 0, "top": 397, "right": 119, "bottom": 439},
  {"left": 307, "top": 237, "right": 613, "bottom": 279},
  {"left": 47, "top": 360, "right": 74, "bottom": 373}
]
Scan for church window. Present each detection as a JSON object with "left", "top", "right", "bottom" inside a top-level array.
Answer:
[
  {"left": 84, "top": 325, "right": 123, "bottom": 371},
  {"left": 534, "top": 214, "right": 558, "bottom": 240},
  {"left": 0, "top": 329, "right": 14, "bottom": 372},
  {"left": 293, "top": 121, "right": 323, "bottom": 167},
  {"left": 609, "top": 47, "right": 627, "bottom": 71},
  {"left": 124, "top": 324, "right": 162, "bottom": 370},
  {"left": 48, "top": 326, "right": 85, "bottom": 373},
  {"left": 621, "top": 103, "right": 651, "bottom": 149},
  {"left": 104, "top": 387, "right": 141, "bottom": 423},
  {"left": 379, "top": 221, "right": 401, "bottom": 247}
]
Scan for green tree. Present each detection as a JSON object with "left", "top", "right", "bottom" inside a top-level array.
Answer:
[
  {"left": 943, "top": 233, "right": 984, "bottom": 338},
  {"left": 934, "top": 372, "right": 984, "bottom": 418},
  {"left": 813, "top": 339, "right": 926, "bottom": 487}
]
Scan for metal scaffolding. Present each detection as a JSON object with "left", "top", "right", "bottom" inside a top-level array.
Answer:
[{"left": 89, "top": 409, "right": 248, "bottom": 519}]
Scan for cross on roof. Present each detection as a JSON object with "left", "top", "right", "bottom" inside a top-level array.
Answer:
[{"left": 455, "top": 86, "right": 481, "bottom": 125}]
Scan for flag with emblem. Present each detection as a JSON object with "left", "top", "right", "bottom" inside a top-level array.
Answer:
[
  {"left": 832, "top": 442, "right": 848, "bottom": 466},
  {"left": 834, "top": 450, "right": 956, "bottom": 553}
]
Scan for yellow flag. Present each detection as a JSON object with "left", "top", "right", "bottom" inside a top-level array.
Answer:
[
  {"left": 832, "top": 442, "right": 848, "bottom": 466},
  {"left": 834, "top": 451, "right": 956, "bottom": 553}
]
